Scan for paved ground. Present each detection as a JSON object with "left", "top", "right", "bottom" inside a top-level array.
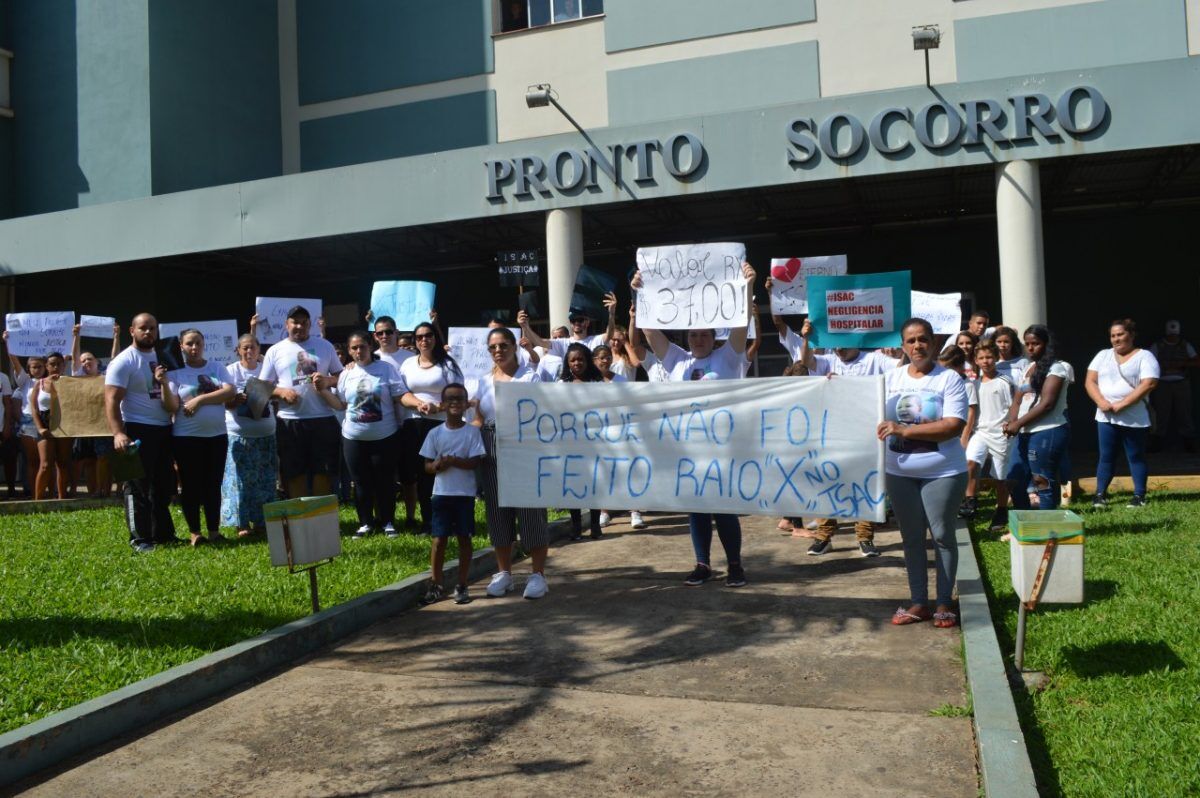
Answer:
[{"left": 19, "top": 514, "right": 978, "bottom": 797}]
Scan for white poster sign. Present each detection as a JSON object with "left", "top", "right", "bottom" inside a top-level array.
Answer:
[
  {"left": 768, "top": 255, "right": 848, "bottom": 315},
  {"left": 635, "top": 242, "right": 749, "bottom": 330},
  {"left": 255, "top": 297, "right": 323, "bottom": 344},
  {"left": 497, "top": 376, "right": 886, "bottom": 521},
  {"left": 4, "top": 311, "right": 74, "bottom": 356},
  {"left": 911, "top": 291, "right": 963, "bottom": 335},
  {"left": 160, "top": 320, "right": 240, "bottom": 367},
  {"left": 448, "top": 327, "right": 522, "bottom": 382},
  {"left": 825, "top": 287, "right": 894, "bottom": 334},
  {"left": 79, "top": 315, "right": 117, "bottom": 339}
]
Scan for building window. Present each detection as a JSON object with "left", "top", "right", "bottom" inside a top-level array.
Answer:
[{"left": 501, "top": 0, "right": 602, "bottom": 33}]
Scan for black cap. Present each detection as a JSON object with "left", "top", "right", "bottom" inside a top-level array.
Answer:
[
  {"left": 286, "top": 305, "right": 311, "bottom": 321},
  {"left": 568, "top": 308, "right": 588, "bottom": 322}
]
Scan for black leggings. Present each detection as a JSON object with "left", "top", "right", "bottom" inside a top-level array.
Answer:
[
  {"left": 343, "top": 433, "right": 400, "bottom": 527},
  {"left": 402, "top": 418, "right": 443, "bottom": 529},
  {"left": 174, "top": 435, "right": 228, "bottom": 533},
  {"left": 570, "top": 509, "right": 601, "bottom": 537}
]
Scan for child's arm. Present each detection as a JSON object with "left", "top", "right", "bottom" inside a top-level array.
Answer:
[
  {"left": 424, "top": 457, "right": 442, "bottom": 475},
  {"left": 961, "top": 404, "right": 977, "bottom": 449},
  {"left": 447, "top": 454, "right": 484, "bottom": 470}
]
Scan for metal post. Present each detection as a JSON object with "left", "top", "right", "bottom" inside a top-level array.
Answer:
[
  {"left": 924, "top": 50, "right": 931, "bottom": 88},
  {"left": 1015, "top": 602, "right": 1028, "bottom": 671},
  {"left": 308, "top": 567, "right": 320, "bottom": 614}
]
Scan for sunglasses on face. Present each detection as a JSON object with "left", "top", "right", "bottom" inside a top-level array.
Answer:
[
  {"left": 375, "top": 329, "right": 396, "bottom": 336},
  {"left": 414, "top": 333, "right": 435, "bottom": 341},
  {"left": 488, "top": 343, "right": 513, "bottom": 351}
]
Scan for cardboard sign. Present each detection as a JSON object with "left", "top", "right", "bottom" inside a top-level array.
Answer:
[
  {"left": 910, "top": 291, "right": 963, "bottom": 335},
  {"left": 369, "top": 281, "right": 435, "bottom": 332},
  {"left": 635, "top": 242, "right": 749, "bottom": 330},
  {"left": 768, "top": 255, "right": 848, "bottom": 315},
  {"left": 496, "top": 376, "right": 886, "bottom": 522},
  {"left": 79, "top": 315, "right": 117, "bottom": 339},
  {"left": 159, "top": 320, "right": 240, "bottom": 367},
  {"left": 5, "top": 312, "right": 74, "bottom": 357},
  {"left": 255, "top": 297, "right": 323, "bottom": 344},
  {"left": 48, "top": 375, "right": 111, "bottom": 437},
  {"left": 807, "top": 271, "right": 912, "bottom": 349}
]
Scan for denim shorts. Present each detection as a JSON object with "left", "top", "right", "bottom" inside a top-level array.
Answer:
[{"left": 431, "top": 495, "right": 476, "bottom": 538}]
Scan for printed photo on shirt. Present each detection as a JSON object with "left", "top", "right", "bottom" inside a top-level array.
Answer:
[
  {"left": 294, "top": 349, "right": 320, "bottom": 379},
  {"left": 348, "top": 374, "right": 384, "bottom": 423},
  {"left": 889, "top": 391, "right": 943, "bottom": 454},
  {"left": 147, "top": 360, "right": 161, "bottom": 400}
]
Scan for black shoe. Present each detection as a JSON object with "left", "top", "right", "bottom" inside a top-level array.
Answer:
[
  {"left": 1126, "top": 495, "right": 1146, "bottom": 508},
  {"left": 857, "top": 540, "right": 880, "bottom": 558},
  {"left": 420, "top": 583, "right": 446, "bottom": 605},
  {"left": 453, "top": 585, "right": 471, "bottom": 605},
  {"left": 1092, "top": 493, "right": 1108, "bottom": 508},
  {"left": 570, "top": 528, "right": 583, "bottom": 541},
  {"left": 988, "top": 508, "right": 1009, "bottom": 532},
  {"left": 683, "top": 564, "right": 712, "bottom": 586},
  {"left": 589, "top": 528, "right": 603, "bottom": 540},
  {"left": 958, "top": 497, "right": 978, "bottom": 520},
  {"left": 725, "top": 563, "right": 747, "bottom": 587},
  {"left": 807, "top": 538, "right": 833, "bottom": 556}
]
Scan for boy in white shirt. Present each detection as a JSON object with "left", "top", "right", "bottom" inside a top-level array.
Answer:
[
  {"left": 961, "top": 341, "right": 1014, "bottom": 530},
  {"left": 419, "top": 382, "right": 486, "bottom": 605}
]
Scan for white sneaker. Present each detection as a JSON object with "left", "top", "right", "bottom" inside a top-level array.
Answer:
[
  {"left": 383, "top": 523, "right": 398, "bottom": 538},
  {"left": 486, "top": 571, "right": 513, "bottom": 597},
  {"left": 353, "top": 524, "right": 371, "bottom": 539},
  {"left": 523, "top": 572, "right": 548, "bottom": 600},
  {"left": 598, "top": 511, "right": 611, "bottom": 527},
  {"left": 630, "top": 511, "right": 646, "bottom": 529}
]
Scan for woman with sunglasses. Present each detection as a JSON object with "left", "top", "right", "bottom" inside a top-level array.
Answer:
[
  {"left": 372, "top": 315, "right": 419, "bottom": 530},
  {"left": 400, "top": 322, "right": 464, "bottom": 534},
  {"left": 472, "top": 327, "right": 552, "bottom": 599}
]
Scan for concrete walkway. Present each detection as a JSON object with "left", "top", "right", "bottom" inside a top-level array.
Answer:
[{"left": 20, "top": 515, "right": 978, "bottom": 797}]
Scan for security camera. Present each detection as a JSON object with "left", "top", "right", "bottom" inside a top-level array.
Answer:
[
  {"left": 525, "top": 84, "right": 554, "bottom": 108},
  {"left": 912, "top": 25, "right": 941, "bottom": 51}
]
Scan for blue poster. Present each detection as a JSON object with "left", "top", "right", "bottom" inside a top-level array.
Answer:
[
  {"left": 807, "top": 271, "right": 912, "bottom": 348},
  {"left": 370, "top": 281, "right": 436, "bottom": 332}
]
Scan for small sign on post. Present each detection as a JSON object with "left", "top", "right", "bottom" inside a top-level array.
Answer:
[
  {"left": 263, "top": 495, "right": 342, "bottom": 613},
  {"left": 497, "top": 250, "right": 540, "bottom": 288}
]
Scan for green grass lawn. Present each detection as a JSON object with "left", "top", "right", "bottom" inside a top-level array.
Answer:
[
  {"left": 972, "top": 491, "right": 1200, "bottom": 798},
  {"left": 0, "top": 504, "right": 502, "bottom": 736}
]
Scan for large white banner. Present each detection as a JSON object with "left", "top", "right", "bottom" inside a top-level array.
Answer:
[
  {"left": 448, "top": 326, "right": 521, "bottom": 381},
  {"left": 911, "top": 291, "right": 963, "bottom": 335},
  {"left": 768, "top": 255, "right": 848, "bottom": 315},
  {"left": 160, "top": 320, "right": 240, "bottom": 367},
  {"left": 255, "top": 297, "right": 323, "bottom": 344},
  {"left": 635, "top": 242, "right": 749, "bottom": 330},
  {"left": 497, "top": 376, "right": 886, "bottom": 522},
  {"left": 4, "top": 312, "right": 74, "bottom": 356}
]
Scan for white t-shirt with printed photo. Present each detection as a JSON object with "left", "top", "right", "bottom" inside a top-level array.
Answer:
[
  {"left": 377, "top": 349, "right": 416, "bottom": 420},
  {"left": 259, "top": 337, "right": 344, "bottom": 421},
  {"left": 884, "top": 364, "right": 970, "bottom": 479},
  {"left": 225, "top": 361, "right": 276, "bottom": 438},
  {"left": 336, "top": 360, "right": 406, "bottom": 441},
  {"left": 105, "top": 346, "right": 171, "bottom": 426},
  {"left": 419, "top": 422, "right": 487, "bottom": 497},
  {"left": 661, "top": 342, "right": 746, "bottom": 382},
  {"left": 168, "top": 362, "right": 232, "bottom": 437},
  {"left": 1088, "top": 349, "right": 1160, "bottom": 428}
]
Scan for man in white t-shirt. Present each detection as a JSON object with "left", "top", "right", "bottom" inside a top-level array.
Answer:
[
  {"left": 518, "top": 307, "right": 606, "bottom": 359},
  {"left": 105, "top": 313, "right": 178, "bottom": 551},
  {"left": 632, "top": 262, "right": 756, "bottom": 588},
  {"left": 792, "top": 319, "right": 898, "bottom": 556},
  {"left": 260, "top": 305, "right": 344, "bottom": 498}
]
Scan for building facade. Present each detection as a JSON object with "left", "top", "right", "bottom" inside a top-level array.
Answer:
[{"left": 0, "top": 0, "right": 1198, "bottom": 432}]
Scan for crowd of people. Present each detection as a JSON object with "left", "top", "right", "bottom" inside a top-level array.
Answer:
[{"left": 1, "top": 271, "right": 1195, "bottom": 619}]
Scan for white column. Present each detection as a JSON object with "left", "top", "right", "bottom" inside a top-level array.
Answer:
[
  {"left": 995, "top": 160, "right": 1047, "bottom": 334},
  {"left": 545, "top": 207, "right": 584, "bottom": 331}
]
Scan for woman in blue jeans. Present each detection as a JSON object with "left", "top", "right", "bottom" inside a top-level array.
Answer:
[
  {"left": 1085, "top": 318, "right": 1160, "bottom": 507},
  {"left": 1003, "top": 325, "right": 1073, "bottom": 511}
]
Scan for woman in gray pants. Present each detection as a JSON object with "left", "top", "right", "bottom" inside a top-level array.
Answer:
[{"left": 877, "top": 318, "right": 970, "bottom": 629}]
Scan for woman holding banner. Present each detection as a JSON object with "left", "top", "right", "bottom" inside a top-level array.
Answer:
[
  {"left": 221, "top": 333, "right": 278, "bottom": 537},
  {"left": 473, "top": 326, "right": 552, "bottom": 600},
  {"left": 561, "top": 342, "right": 606, "bottom": 539},
  {"left": 400, "top": 322, "right": 464, "bottom": 535},
  {"left": 69, "top": 321, "right": 121, "bottom": 498},
  {"left": 877, "top": 318, "right": 970, "bottom": 628},
  {"left": 4, "top": 333, "right": 45, "bottom": 498},
  {"left": 630, "top": 261, "right": 756, "bottom": 588}
]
